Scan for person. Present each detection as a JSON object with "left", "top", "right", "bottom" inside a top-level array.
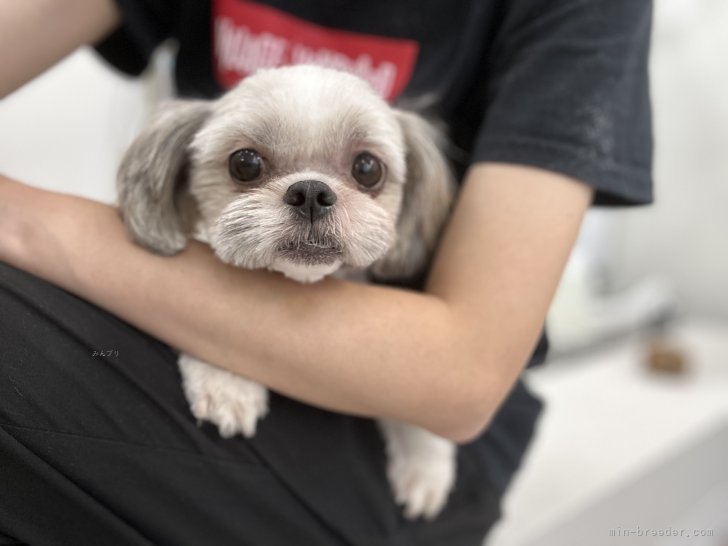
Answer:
[{"left": 0, "top": 1, "right": 653, "bottom": 544}]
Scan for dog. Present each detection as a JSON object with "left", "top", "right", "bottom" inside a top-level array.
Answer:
[{"left": 117, "top": 65, "right": 457, "bottom": 520}]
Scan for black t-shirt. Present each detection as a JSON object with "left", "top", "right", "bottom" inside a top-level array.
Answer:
[{"left": 97, "top": 0, "right": 653, "bottom": 207}]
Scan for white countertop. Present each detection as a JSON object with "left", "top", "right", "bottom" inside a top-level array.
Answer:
[{"left": 487, "top": 319, "right": 728, "bottom": 546}]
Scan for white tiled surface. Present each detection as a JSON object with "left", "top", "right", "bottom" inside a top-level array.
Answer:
[{"left": 487, "top": 320, "right": 728, "bottom": 545}]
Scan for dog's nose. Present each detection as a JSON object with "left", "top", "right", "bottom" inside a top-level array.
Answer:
[{"left": 283, "top": 180, "right": 337, "bottom": 222}]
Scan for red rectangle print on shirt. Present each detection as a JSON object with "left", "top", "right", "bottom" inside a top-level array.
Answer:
[{"left": 212, "top": 0, "right": 419, "bottom": 101}]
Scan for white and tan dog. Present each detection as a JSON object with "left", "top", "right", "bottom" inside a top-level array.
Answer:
[{"left": 117, "top": 65, "right": 456, "bottom": 519}]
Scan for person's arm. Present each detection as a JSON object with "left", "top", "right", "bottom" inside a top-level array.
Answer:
[
  {"left": 0, "top": 164, "right": 592, "bottom": 443},
  {"left": 0, "top": 0, "right": 120, "bottom": 98}
]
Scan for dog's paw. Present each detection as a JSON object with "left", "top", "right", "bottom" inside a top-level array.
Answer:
[
  {"left": 387, "top": 452, "right": 456, "bottom": 520},
  {"left": 178, "top": 354, "right": 269, "bottom": 438},
  {"left": 380, "top": 420, "right": 456, "bottom": 520}
]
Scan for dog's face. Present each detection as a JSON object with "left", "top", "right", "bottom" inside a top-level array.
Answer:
[
  {"left": 190, "top": 67, "right": 408, "bottom": 281},
  {"left": 118, "top": 65, "right": 454, "bottom": 282}
]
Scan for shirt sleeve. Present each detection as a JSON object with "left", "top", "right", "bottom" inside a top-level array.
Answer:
[
  {"left": 474, "top": 0, "right": 654, "bottom": 206},
  {"left": 94, "top": 0, "right": 178, "bottom": 75}
]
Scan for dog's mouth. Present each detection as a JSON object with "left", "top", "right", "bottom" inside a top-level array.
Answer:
[{"left": 277, "top": 239, "right": 343, "bottom": 264}]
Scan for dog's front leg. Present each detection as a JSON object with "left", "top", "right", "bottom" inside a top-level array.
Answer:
[
  {"left": 378, "top": 419, "right": 456, "bottom": 520},
  {"left": 178, "top": 353, "right": 269, "bottom": 438}
]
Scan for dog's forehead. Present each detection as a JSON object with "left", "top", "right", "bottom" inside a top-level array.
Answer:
[{"left": 214, "top": 68, "right": 403, "bottom": 151}]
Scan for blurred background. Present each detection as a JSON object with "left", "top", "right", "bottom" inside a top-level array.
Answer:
[{"left": 0, "top": 1, "right": 726, "bottom": 544}]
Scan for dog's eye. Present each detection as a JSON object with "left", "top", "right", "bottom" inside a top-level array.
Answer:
[
  {"left": 352, "top": 152, "right": 383, "bottom": 188},
  {"left": 229, "top": 149, "right": 263, "bottom": 182}
]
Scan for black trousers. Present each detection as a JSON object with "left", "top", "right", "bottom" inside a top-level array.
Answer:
[{"left": 0, "top": 262, "right": 542, "bottom": 546}]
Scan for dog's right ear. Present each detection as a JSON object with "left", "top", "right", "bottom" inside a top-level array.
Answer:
[{"left": 117, "top": 100, "right": 211, "bottom": 255}]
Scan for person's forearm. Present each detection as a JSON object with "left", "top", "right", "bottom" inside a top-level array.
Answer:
[
  {"left": 119, "top": 245, "right": 477, "bottom": 440},
  {"left": 1, "top": 180, "right": 492, "bottom": 442},
  {"left": 1, "top": 164, "right": 592, "bottom": 443},
  {"left": 0, "top": 0, "right": 120, "bottom": 98}
]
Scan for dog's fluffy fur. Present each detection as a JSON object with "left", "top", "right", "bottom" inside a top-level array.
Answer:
[{"left": 117, "top": 65, "right": 457, "bottom": 519}]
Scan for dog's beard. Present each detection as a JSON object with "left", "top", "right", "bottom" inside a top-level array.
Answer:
[
  {"left": 209, "top": 191, "right": 396, "bottom": 278},
  {"left": 276, "top": 229, "right": 343, "bottom": 265}
]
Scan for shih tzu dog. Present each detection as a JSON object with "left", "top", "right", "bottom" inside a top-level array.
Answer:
[{"left": 117, "top": 65, "right": 457, "bottom": 520}]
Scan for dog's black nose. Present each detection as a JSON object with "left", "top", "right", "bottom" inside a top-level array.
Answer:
[{"left": 283, "top": 180, "right": 337, "bottom": 222}]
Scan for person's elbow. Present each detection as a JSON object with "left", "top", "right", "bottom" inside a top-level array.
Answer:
[{"left": 423, "top": 355, "right": 508, "bottom": 445}]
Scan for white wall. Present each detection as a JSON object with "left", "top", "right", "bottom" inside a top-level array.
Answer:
[{"left": 608, "top": 0, "right": 728, "bottom": 320}]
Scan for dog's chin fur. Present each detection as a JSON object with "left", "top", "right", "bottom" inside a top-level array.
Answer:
[{"left": 269, "top": 258, "right": 343, "bottom": 283}]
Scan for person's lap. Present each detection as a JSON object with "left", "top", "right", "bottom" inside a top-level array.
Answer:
[{"left": 0, "top": 262, "right": 538, "bottom": 545}]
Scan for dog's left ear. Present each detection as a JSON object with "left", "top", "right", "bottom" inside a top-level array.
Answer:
[{"left": 371, "top": 110, "right": 456, "bottom": 280}]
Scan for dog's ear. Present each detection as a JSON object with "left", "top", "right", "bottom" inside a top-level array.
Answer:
[
  {"left": 117, "top": 100, "right": 211, "bottom": 255},
  {"left": 371, "top": 110, "right": 456, "bottom": 280}
]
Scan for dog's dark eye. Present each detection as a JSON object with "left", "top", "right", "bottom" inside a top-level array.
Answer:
[
  {"left": 229, "top": 149, "right": 263, "bottom": 182},
  {"left": 352, "top": 152, "right": 383, "bottom": 188}
]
